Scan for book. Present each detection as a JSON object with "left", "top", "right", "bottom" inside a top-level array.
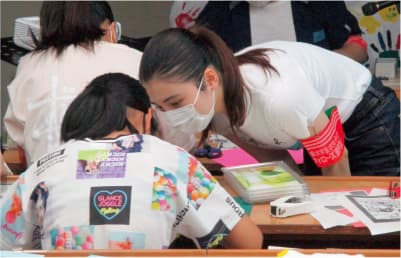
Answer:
[{"left": 222, "top": 161, "right": 309, "bottom": 203}]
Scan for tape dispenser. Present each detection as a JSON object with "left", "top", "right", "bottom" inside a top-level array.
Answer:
[{"left": 270, "top": 195, "right": 313, "bottom": 218}]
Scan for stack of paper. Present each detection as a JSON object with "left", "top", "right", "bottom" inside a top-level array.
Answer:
[{"left": 222, "top": 161, "right": 309, "bottom": 203}]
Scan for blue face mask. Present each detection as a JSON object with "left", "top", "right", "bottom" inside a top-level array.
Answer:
[{"left": 157, "top": 77, "right": 215, "bottom": 134}]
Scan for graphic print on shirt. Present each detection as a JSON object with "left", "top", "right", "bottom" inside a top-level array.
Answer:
[
  {"left": 107, "top": 231, "right": 145, "bottom": 249},
  {"left": 1, "top": 185, "right": 24, "bottom": 242},
  {"left": 35, "top": 149, "right": 66, "bottom": 176},
  {"left": 112, "top": 135, "right": 144, "bottom": 153},
  {"left": 30, "top": 182, "right": 49, "bottom": 249},
  {"left": 49, "top": 225, "right": 94, "bottom": 250},
  {"left": 151, "top": 167, "right": 178, "bottom": 212},
  {"left": 175, "top": 148, "right": 190, "bottom": 183},
  {"left": 76, "top": 149, "right": 126, "bottom": 179},
  {"left": 29, "top": 75, "right": 78, "bottom": 154},
  {"left": 187, "top": 158, "right": 217, "bottom": 209},
  {"left": 196, "top": 219, "right": 230, "bottom": 249},
  {"left": 90, "top": 186, "right": 131, "bottom": 225}
]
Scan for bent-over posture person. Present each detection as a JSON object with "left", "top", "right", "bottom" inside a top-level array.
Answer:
[{"left": 0, "top": 73, "right": 263, "bottom": 250}]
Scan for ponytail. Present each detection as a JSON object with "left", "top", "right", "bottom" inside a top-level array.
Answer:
[{"left": 139, "top": 26, "right": 277, "bottom": 146}]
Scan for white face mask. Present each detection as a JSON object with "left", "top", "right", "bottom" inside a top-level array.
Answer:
[{"left": 157, "top": 77, "right": 215, "bottom": 134}]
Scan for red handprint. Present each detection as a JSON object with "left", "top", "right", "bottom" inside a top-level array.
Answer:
[{"left": 175, "top": 2, "right": 201, "bottom": 28}]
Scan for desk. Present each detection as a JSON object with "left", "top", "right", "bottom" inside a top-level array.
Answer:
[
  {"left": 1, "top": 175, "right": 399, "bottom": 249},
  {"left": 21, "top": 248, "right": 401, "bottom": 257},
  {"left": 219, "top": 176, "right": 400, "bottom": 249}
]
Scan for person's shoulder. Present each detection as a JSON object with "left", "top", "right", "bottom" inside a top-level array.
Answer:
[{"left": 97, "top": 41, "right": 142, "bottom": 56}]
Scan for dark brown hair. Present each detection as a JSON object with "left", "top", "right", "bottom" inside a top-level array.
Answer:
[
  {"left": 139, "top": 26, "right": 277, "bottom": 145},
  {"left": 34, "top": 1, "right": 114, "bottom": 56}
]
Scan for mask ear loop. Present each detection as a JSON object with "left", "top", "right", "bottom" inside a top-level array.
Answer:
[{"left": 192, "top": 76, "right": 205, "bottom": 105}]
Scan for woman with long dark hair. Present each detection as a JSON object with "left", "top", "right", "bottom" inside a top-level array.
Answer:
[{"left": 139, "top": 26, "right": 400, "bottom": 176}]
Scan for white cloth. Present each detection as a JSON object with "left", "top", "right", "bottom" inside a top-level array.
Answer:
[
  {"left": 4, "top": 42, "right": 142, "bottom": 165},
  {"left": 249, "top": 1, "right": 297, "bottom": 44},
  {"left": 214, "top": 41, "right": 372, "bottom": 149},
  {"left": 0, "top": 134, "right": 243, "bottom": 250}
]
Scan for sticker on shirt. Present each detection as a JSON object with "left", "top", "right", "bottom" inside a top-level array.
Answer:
[
  {"left": 196, "top": 220, "right": 230, "bottom": 249},
  {"left": 49, "top": 225, "right": 94, "bottom": 250},
  {"left": 188, "top": 165, "right": 217, "bottom": 209},
  {"left": 152, "top": 167, "right": 177, "bottom": 212},
  {"left": 76, "top": 149, "right": 126, "bottom": 179},
  {"left": 35, "top": 149, "right": 66, "bottom": 176},
  {"left": 175, "top": 148, "right": 192, "bottom": 183},
  {"left": 112, "top": 134, "right": 144, "bottom": 153},
  {"left": 30, "top": 182, "right": 49, "bottom": 249},
  {"left": 108, "top": 231, "right": 145, "bottom": 249},
  {"left": 1, "top": 185, "right": 24, "bottom": 241},
  {"left": 90, "top": 186, "right": 131, "bottom": 225}
]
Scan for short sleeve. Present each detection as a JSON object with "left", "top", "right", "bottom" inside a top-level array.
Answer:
[{"left": 173, "top": 151, "right": 244, "bottom": 249}]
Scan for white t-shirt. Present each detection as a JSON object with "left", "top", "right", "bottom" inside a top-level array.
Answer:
[
  {"left": 4, "top": 42, "right": 142, "bottom": 165},
  {"left": 249, "top": 1, "right": 296, "bottom": 44},
  {"left": 0, "top": 134, "right": 243, "bottom": 250},
  {"left": 214, "top": 41, "right": 372, "bottom": 149}
]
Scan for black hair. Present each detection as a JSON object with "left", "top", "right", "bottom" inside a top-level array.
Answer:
[
  {"left": 61, "top": 73, "right": 153, "bottom": 141},
  {"left": 139, "top": 26, "right": 277, "bottom": 145},
  {"left": 34, "top": 1, "right": 114, "bottom": 56}
]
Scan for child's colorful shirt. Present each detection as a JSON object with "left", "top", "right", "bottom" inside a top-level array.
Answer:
[{"left": 0, "top": 134, "right": 243, "bottom": 250}]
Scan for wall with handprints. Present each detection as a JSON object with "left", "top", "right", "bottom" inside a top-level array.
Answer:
[{"left": 346, "top": 1, "right": 400, "bottom": 68}]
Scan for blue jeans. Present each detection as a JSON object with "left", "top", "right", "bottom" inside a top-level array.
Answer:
[{"left": 304, "top": 76, "right": 400, "bottom": 176}]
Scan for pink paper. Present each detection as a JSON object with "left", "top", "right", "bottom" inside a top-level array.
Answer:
[
  {"left": 288, "top": 149, "right": 304, "bottom": 164},
  {"left": 214, "top": 148, "right": 305, "bottom": 167},
  {"left": 213, "top": 148, "right": 258, "bottom": 167}
]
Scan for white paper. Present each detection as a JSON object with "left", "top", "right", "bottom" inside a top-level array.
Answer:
[
  {"left": 310, "top": 192, "right": 363, "bottom": 229},
  {"left": 341, "top": 195, "right": 400, "bottom": 235}
]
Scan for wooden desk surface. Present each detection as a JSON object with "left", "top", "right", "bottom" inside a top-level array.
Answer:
[
  {"left": 20, "top": 248, "right": 400, "bottom": 257},
  {"left": 219, "top": 176, "right": 399, "bottom": 236}
]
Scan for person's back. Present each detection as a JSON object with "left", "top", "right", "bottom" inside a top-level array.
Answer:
[
  {"left": 1, "top": 134, "right": 246, "bottom": 249},
  {"left": 4, "top": 1, "right": 142, "bottom": 165},
  {"left": 1, "top": 73, "right": 263, "bottom": 250}
]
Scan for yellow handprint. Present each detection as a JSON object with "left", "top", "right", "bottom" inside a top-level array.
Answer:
[{"left": 378, "top": 5, "right": 400, "bottom": 23}]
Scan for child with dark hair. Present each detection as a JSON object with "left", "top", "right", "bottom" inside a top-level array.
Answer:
[
  {"left": 4, "top": 1, "right": 142, "bottom": 166},
  {"left": 0, "top": 73, "right": 262, "bottom": 250}
]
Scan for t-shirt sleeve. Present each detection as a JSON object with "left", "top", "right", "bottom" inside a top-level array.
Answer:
[
  {"left": 172, "top": 152, "right": 244, "bottom": 249},
  {"left": 266, "top": 64, "right": 325, "bottom": 140}
]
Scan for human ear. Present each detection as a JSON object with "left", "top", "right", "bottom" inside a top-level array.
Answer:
[{"left": 203, "top": 67, "right": 220, "bottom": 90}]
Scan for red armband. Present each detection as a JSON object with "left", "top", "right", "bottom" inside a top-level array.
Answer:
[
  {"left": 301, "top": 107, "right": 345, "bottom": 168},
  {"left": 345, "top": 35, "right": 368, "bottom": 50}
]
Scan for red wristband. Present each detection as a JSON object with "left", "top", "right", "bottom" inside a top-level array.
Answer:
[{"left": 345, "top": 35, "right": 368, "bottom": 50}]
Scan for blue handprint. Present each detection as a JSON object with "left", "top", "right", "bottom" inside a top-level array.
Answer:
[{"left": 370, "top": 30, "right": 400, "bottom": 67}]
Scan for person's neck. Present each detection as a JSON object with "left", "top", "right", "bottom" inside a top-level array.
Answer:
[{"left": 104, "top": 128, "right": 132, "bottom": 139}]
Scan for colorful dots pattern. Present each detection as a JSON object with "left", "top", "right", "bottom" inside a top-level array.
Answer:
[
  {"left": 50, "top": 225, "right": 94, "bottom": 250},
  {"left": 187, "top": 166, "right": 217, "bottom": 209},
  {"left": 151, "top": 167, "right": 178, "bottom": 211}
]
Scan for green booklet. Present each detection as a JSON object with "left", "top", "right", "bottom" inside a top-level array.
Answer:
[{"left": 222, "top": 161, "right": 308, "bottom": 201}]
